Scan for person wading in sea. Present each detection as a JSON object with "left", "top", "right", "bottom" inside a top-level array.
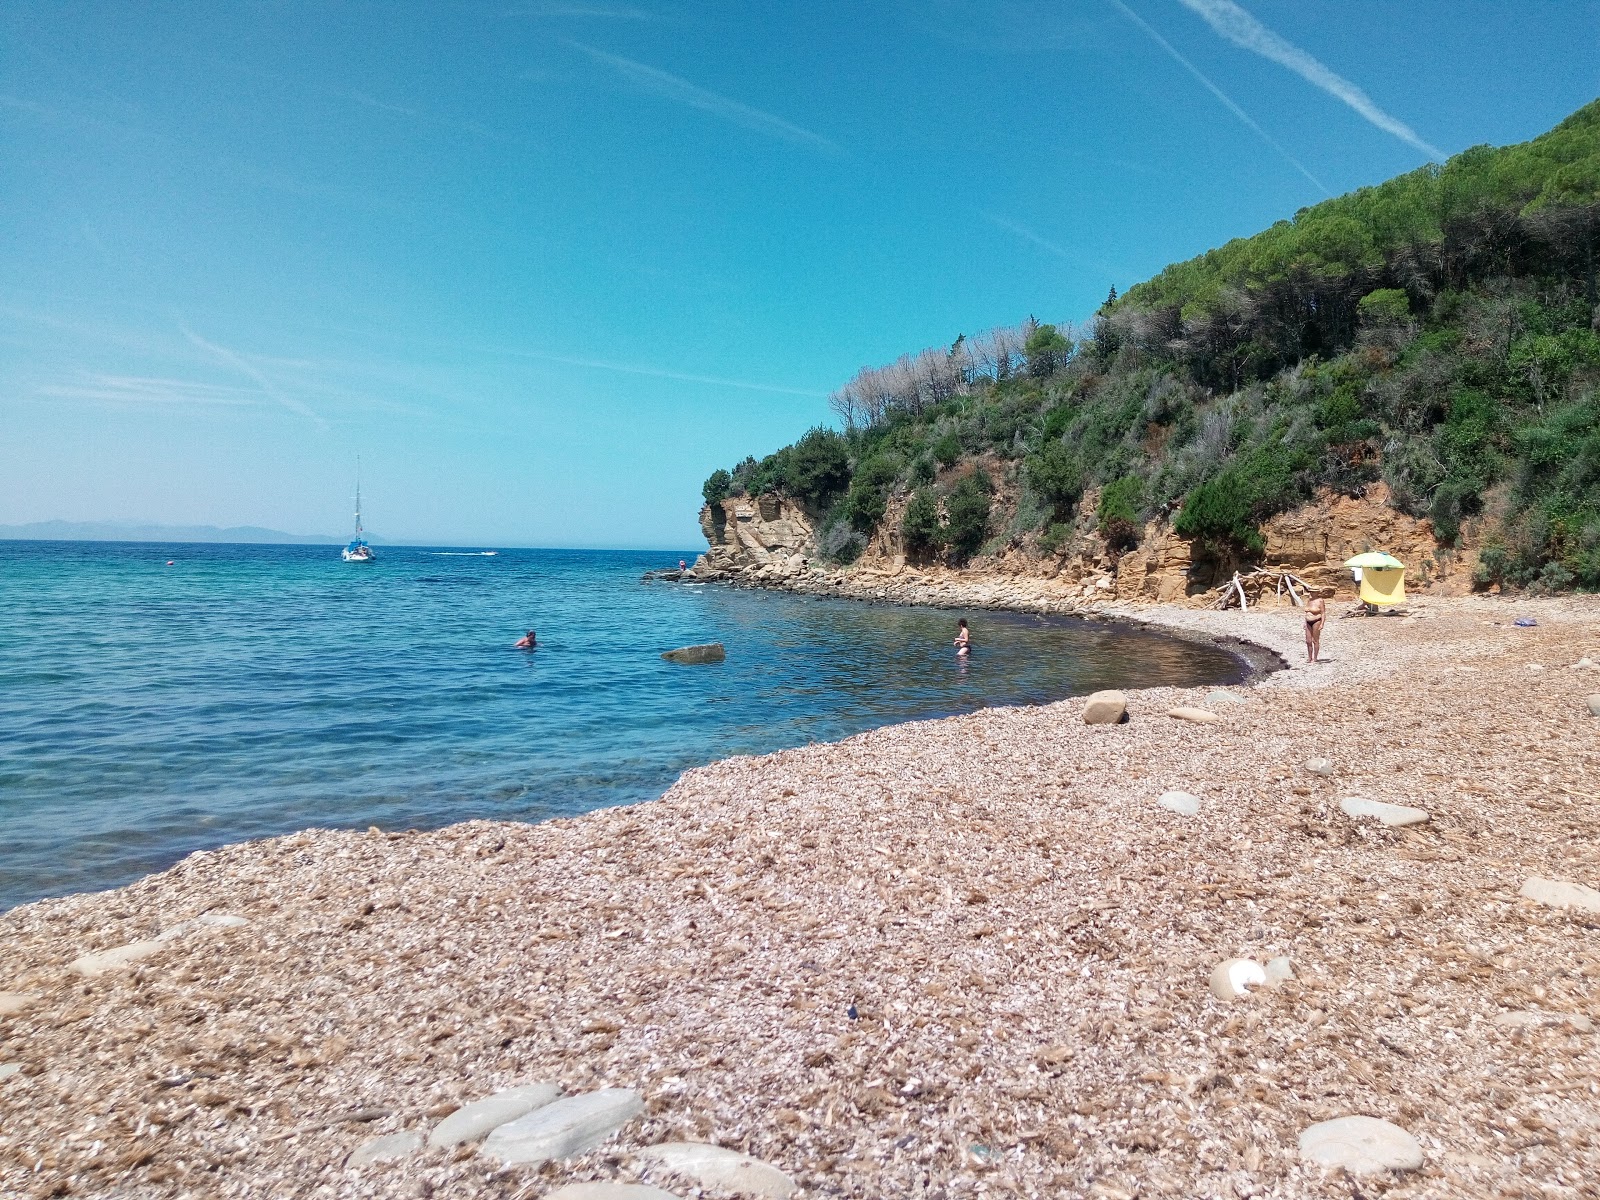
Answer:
[
  {"left": 1303, "top": 595, "right": 1325, "bottom": 664},
  {"left": 514, "top": 630, "right": 537, "bottom": 649},
  {"left": 953, "top": 618, "right": 971, "bottom": 657}
]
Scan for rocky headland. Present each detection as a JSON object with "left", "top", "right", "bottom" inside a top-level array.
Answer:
[{"left": 3, "top": 591, "right": 1599, "bottom": 1199}]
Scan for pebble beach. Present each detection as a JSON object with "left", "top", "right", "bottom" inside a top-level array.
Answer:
[{"left": 3, "top": 593, "right": 1599, "bottom": 1199}]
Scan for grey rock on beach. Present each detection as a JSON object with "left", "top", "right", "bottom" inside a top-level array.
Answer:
[
  {"left": 1156, "top": 790, "right": 1200, "bottom": 816},
  {"left": 347, "top": 1129, "right": 421, "bottom": 1168},
  {"left": 1587, "top": 694, "right": 1600, "bottom": 717},
  {"left": 68, "top": 940, "right": 166, "bottom": 977},
  {"left": 1338, "top": 797, "right": 1431, "bottom": 827},
  {"left": 1168, "top": 706, "right": 1221, "bottom": 724},
  {"left": 662, "top": 643, "right": 725, "bottom": 664},
  {"left": 635, "top": 1143, "right": 797, "bottom": 1198},
  {"left": 1519, "top": 876, "right": 1600, "bottom": 913},
  {"left": 0, "top": 993, "right": 34, "bottom": 1017},
  {"left": 1298, "top": 1115, "right": 1423, "bottom": 1174},
  {"left": 428, "top": 1082, "right": 563, "bottom": 1148},
  {"left": 1081, "top": 690, "right": 1127, "bottom": 725},
  {"left": 1205, "top": 689, "right": 1245, "bottom": 706},
  {"left": 546, "top": 1185, "right": 683, "bottom": 1200},
  {"left": 479, "top": 1088, "right": 644, "bottom": 1166},
  {"left": 1304, "top": 757, "right": 1334, "bottom": 777},
  {"left": 0, "top": 1064, "right": 21, "bottom": 1082}
]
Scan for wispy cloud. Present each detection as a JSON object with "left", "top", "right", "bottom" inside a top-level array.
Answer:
[
  {"left": 494, "top": 344, "right": 826, "bottom": 396},
  {"left": 1109, "top": 0, "right": 1329, "bottom": 195},
  {"left": 983, "top": 213, "right": 1122, "bottom": 280},
  {"left": 1175, "top": 0, "right": 1445, "bottom": 161},
  {"left": 568, "top": 41, "right": 838, "bottom": 152},
  {"left": 39, "top": 374, "right": 262, "bottom": 408},
  {"left": 181, "top": 324, "right": 328, "bottom": 427}
]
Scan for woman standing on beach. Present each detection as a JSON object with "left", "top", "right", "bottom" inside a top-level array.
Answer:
[{"left": 1303, "top": 596, "right": 1325, "bottom": 664}]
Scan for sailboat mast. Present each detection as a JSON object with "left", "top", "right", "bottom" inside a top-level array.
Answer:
[{"left": 355, "top": 456, "right": 363, "bottom": 536}]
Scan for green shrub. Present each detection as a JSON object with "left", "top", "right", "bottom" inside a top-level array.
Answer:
[
  {"left": 1025, "top": 442, "right": 1083, "bottom": 519},
  {"left": 1358, "top": 288, "right": 1412, "bottom": 326},
  {"left": 1097, "top": 475, "right": 1144, "bottom": 550},
  {"left": 901, "top": 488, "right": 945, "bottom": 556},
  {"left": 945, "top": 471, "right": 992, "bottom": 559},
  {"left": 784, "top": 427, "right": 852, "bottom": 508},
  {"left": 842, "top": 455, "right": 899, "bottom": 532},
  {"left": 931, "top": 431, "right": 962, "bottom": 467},
  {"left": 701, "top": 469, "right": 732, "bottom": 507},
  {"left": 1038, "top": 521, "right": 1073, "bottom": 555},
  {"left": 1174, "top": 440, "right": 1308, "bottom": 556}
]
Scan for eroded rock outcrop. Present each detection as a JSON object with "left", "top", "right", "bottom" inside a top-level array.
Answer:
[{"left": 693, "top": 495, "right": 818, "bottom": 582}]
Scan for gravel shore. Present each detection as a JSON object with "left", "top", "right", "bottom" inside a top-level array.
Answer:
[{"left": 2, "top": 593, "right": 1598, "bottom": 1199}]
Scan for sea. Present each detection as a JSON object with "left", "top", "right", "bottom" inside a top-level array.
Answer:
[{"left": 0, "top": 540, "right": 1248, "bottom": 911}]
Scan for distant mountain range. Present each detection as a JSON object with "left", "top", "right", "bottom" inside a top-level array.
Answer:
[{"left": 0, "top": 520, "right": 363, "bottom": 545}]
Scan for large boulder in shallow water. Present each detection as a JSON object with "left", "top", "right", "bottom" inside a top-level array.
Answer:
[{"left": 662, "top": 643, "right": 726, "bottom": 664}]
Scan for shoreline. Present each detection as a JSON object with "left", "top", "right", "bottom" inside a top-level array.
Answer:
[{"left": 3, "top": 593, "right": 1599, "bottom": 1197}]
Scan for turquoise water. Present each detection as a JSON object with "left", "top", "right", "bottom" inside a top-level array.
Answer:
[{"left": 0, "top": 541, "right": 1247, "bottom": 910}]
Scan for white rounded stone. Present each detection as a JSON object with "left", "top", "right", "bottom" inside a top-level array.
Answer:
[
  {"left": 1168, "top": 706, "right": 1221, "bottom": 724},
  {"left": 0, "top": 1063, "right": 21, "bottom": 1082},
  {"left": 1520, "top": 876, "right": 1600, "bottom": 914},
  {"left": 1338, "top": 797, "right": 1430, "bottom": 827},
  {"left": 546, "top": 1186, "right": 682, "bottom": 1200},
  {"left": 69, "top": 940, "right": 166, "bottom": 977},
  {"left": 1209, "top": 958, "right": 1266, "bottom": 1002},
  {"left": 635, "top": 1142, "right": 797, "bottom": 1199},
  {"left": 347, "top": 1129, "right": 422, "bottom": 1168},
  {"left": 1304, "top": 758, "right": 1334, "bottom": 777},
  {"left": 1265, "top": 956, "right": 1295, "bottom": 984},
  {"left": 0, "top": 993, "right": 35, "bottom": 1017},
  {"left": 1157, "top": 791, "right": 1201, "bottom": 816},
  {"left": 479, "top": 1088, "right": 644, "bottom": 1166},
  {"left": 428, "top": 1082, "right": 563, "bottom": 1148},
  {"left": 1298, "top": 1115, "right": 1423, "bottom": 1174}
]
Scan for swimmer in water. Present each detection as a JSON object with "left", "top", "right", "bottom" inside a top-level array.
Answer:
[
  {"left": 514, "top": 629, "right": 537, "bottom": 649},
  {"left": 953, "top": 618, "right": 971, "bottom": 657}
]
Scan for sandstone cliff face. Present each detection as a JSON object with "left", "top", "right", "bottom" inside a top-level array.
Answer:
[
  {"left": 694, "top": 480, "right": 1473, "bottom": 605},
  {"left": 695, "top": 494, "right": 817, "bottom": 581}
]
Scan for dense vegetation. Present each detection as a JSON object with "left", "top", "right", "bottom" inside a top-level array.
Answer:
[{"left": 706, "top": 100, "right": 1600, "bottom": 588}]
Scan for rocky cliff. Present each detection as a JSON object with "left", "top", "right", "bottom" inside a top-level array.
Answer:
[{"left": 692, "top": 481, "right": 1476, "bottom": 605}]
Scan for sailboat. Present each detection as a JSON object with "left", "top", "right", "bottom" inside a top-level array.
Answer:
[{"left": 342, "top": 459, "right": 376, "bottom": 563}]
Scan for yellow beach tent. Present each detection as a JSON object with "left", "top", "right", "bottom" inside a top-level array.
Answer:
[{"left": 1345, "top": 552, "right": 1406, "bottom": 606}]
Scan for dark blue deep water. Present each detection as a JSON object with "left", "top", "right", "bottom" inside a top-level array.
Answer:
[{"left": 0, "top": 541, "right": 1247, "bottom": 909}]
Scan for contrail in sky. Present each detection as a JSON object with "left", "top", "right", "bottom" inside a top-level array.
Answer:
[
  {"left": 181, "top": 324, "right": 328, "bottom": 427},
  {"left": 1109, "top": 0, "right": 1329, "bottom": 195},
  {"left": 1176, "top": 0, "right": 1445, "bottom": 161},
  {"left": 568, "top": 41, "right": 838, "bottom": 152}
]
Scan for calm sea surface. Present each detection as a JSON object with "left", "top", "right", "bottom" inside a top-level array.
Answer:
[{"left": 0, "top": 541, "right": 1247, "bottom": 910}]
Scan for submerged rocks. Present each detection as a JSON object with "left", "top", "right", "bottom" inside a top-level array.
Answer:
[
  {"left": 479, "top": 1088, "right": 644, "bottom": 1166},
  {"left": 1519, "top": 876, "right": 1600, "bottom": 914},
  {"left": 1338, "top": 797, "right": 1431, "bottom": 827},
  {"left": 1156, "top": 791, "right": 1200, "bottom": 816},
  {"left": 347, "top": 1130, "right": 422, "bottom": 1168},
  {"left": 1209, "top": 958, "right": 1267, "bottom": 1002},
  {"left": 1167, "top": 706, "right": 1221, "bottom": 725},
  {"left": 635, "top": 1143, "right": 797, "bottom": 1199},
  {"left": 662, "top": 643, "right": 726, "bottom": 665},
  {"left": 429, "top": 1082, "right": 563, "bottom": 1148},
  {"left": 1298, "top": 1116, "right": 1423, "bottom": 1174},
  {"left": 1081, "top": 690, "right": 1127, "bottom": 725}
]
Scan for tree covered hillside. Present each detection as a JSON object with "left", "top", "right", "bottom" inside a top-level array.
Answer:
[{"left": 704, "top": 99, "right": 1600, "bottom": 590}]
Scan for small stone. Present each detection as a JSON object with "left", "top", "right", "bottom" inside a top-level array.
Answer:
[
  {"left": 661, "top": 643, "right": 725, "bottom": 664},
  {"left": 1205, "top": 690, "right": 1245, "bottom": 706},
  {"left": 0, "top": 993, "right": 35, "bottom": 1017},
  {"left": 68, "top": 940, "right": 166, "bottom": 977},
  {"left": 1572, "top": 657, "right": 1598, "bottom": 670},
  {"left": 1265, "top": 956, "right": 1295, "bottom": 984},
  {"left": 1588, "top": 694, "right": 1600, "bottom": 717},
  {"left": 546, "top": 1186, "right": 682, "bottom": 1200},
  {"left": 1082, "top": 690, "right": 1127, "bottom": 725},
  {"left": 1338, "top": 797, "right": 1430, "bottom": 827},
  {"left": 0, "top": 1063, "right": 21, "bottom": 1082},
  {"left": 1526, "top": 662, "right": 1544, "bottom": 671},
  {"left": 1304, "top": 758, "right": 1334, "bottom": 777},
  {"left": 347, "top": 1129, "right": 422, "bottom": 1168},
  {"left": 479, "top": 1088, "right": 644, "bottom": 1166},
  {"left": 1519, "top": 876, "right": 1600, "bottom": 914},
  {"left": 1168, "top": 706, "right": 1221, "bottom": 724},
  {"left": 1157, "top": 791, "right": 1200, "bottom": 816},
  {"left": 1209, "top": 958, "right": 1266, "bottom": 1002},
  {"left": 635, "top": 1143, "right": 797, "bottom": 1199},
  {"left": 428, "top": 1083, "right": 563, "bottom": 1148},
  {"left": 156, "top": 913, "right": 252, "bottom": 942},
  {"left": 1298, "top": 1116, "right": 1423, "bottom": 1174}
]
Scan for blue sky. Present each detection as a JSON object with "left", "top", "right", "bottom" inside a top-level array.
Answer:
[{"left": 2, "top": 1, "right": 1597, "bottom": 548}]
